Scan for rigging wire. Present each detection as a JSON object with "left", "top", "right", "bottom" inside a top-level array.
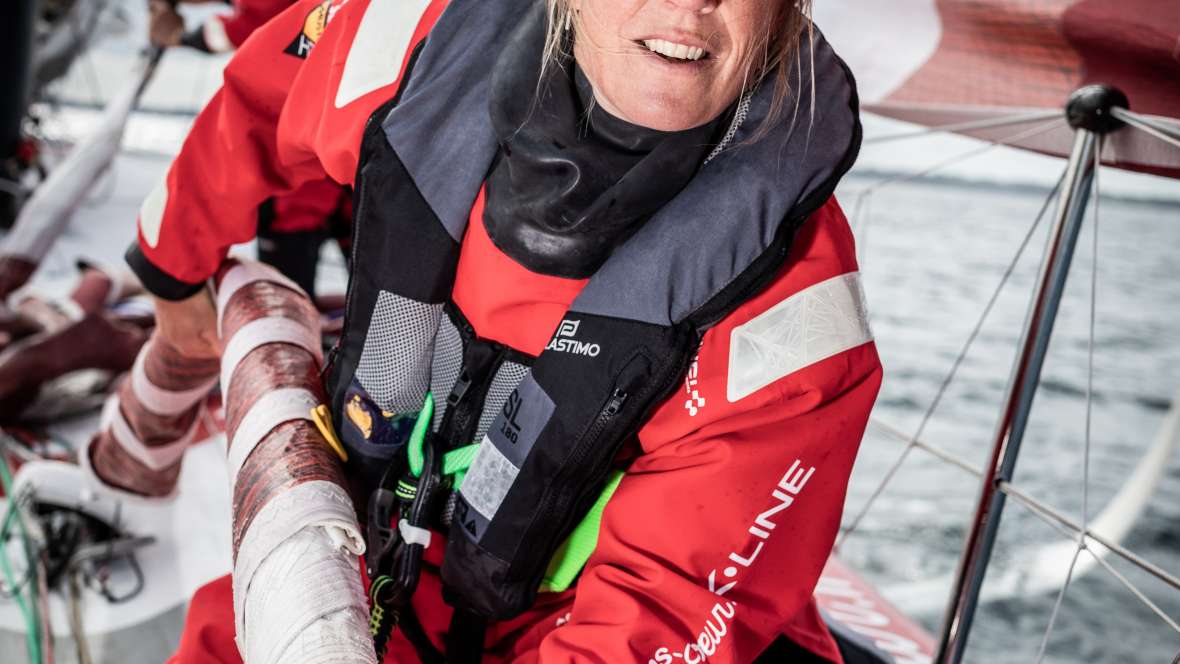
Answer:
[
  {"left": 836, "top": 172, "right": 1065, "bottom": 550},
  {"left": 868, "top": 419, "right": 1180, "bottom": 597},
  {"left": 1033, "top": 137, "right": 1103, "bottom": 664},
  {"left": 863, "top": 110, "right": 1063, "bottom": 145},
  {"left": 845, "top": 118, "right": 1064, "bottom": 263},
  {"left": 1110, "top": 108, "right": 1180, "bottom": 151}
]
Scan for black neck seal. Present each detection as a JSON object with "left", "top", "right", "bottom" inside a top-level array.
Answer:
[{"left": 484, "top": 14, "right": 727, "bottom": 279}]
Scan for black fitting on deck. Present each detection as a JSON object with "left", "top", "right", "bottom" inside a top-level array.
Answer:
[{"left": 1065, "top": 85, "right": 1129, "bottom": 134}]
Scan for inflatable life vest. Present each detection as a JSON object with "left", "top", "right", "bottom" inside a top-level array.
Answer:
[{"left": 324, "top": 0, "right": 861, "bottom": 620}]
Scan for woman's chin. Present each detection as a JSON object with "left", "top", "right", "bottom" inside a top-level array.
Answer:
[{"left": 607, "top": 90, "right": 724, "bottom": 132}]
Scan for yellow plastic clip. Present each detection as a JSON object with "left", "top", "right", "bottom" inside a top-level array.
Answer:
[{"left": 311, "top": 404, "right": 349, "bottom": 463}]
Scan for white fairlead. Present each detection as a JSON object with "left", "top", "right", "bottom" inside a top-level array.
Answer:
[
  {"left": 130, "top": 340, "right": 218, "bottom": 417},
  {"left": 215, "top": 262, "right": 304, "bottom": 337},
  {"left": 232, "top": 480, "right": 365, "bottom": 652},
  {"left": 102, "top": 395, "right": 199, "bottom": 472},
  {"left": 398, "top": 518, "right": 432, "bottom": 548},
  {"left": 225, "top": 387, "right": 321, "bottom": 486},
  {"left": 219, "top": 316, "right": 323, "bottom": 398}
]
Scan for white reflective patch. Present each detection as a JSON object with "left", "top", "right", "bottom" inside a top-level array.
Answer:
[
  {"left": 334, "top": 0, "right": 433, "bottom": 108},
  {"left": 727, "top": 272, "right": 872, "bottom": 402},
  {"left": 459, "top": 435, "right": 518, "bottom": 521},
  {"left": 138, "top": 176, "right": 168, "bottom": 248}
]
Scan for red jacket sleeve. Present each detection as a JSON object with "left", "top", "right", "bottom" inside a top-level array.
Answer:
[
  {"left": 128, "top": 0, "right": 446, "bottom": 299},
  {"left": 533, "top": 199, "right": 881, "bottom": 664},
  {"left": 216, "top": 0, "right": 297, "bottom": 49}
]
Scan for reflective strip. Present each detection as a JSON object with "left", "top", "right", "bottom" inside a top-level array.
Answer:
[
  {"left": 727, "top": 272, "right": 872, "bottom": 402},
  {"left": 102, "top": 395, "right": 196, "bottom": 471},
  {"left": 398, "top": 519, "right": 432, "bottom": 547},
  {"left": 220, "top": 317, "right": 323, "bottom": 397},
  {"left": 138, "top": 176, "right": 168, "bottom": 249},
  {"left": 226, "top": 388, "right": 320, "bottom": 485},
  {"left": 130, "top": 341, "right": 216, "bottom": 417},
  {"left": 458, "top": 434, "right": 518, "bottom": 521},
  {"left": 215, "top": 262, "right": 303, "bottom": 337},
  {"left": 334, "top": 0, "right": 433, "bottom": 108}
]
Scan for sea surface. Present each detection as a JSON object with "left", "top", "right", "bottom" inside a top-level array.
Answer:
[{"left": 836, "top": 173, "right": 1180, "bottom": 664}]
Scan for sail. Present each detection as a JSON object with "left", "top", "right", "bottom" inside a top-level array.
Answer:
[{"left": 814, "top": 0, "right": 1180, "bottom": 178}]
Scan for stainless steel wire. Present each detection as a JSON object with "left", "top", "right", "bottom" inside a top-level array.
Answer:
[
  {"left": 1110, "top": 108, "right": 1180, "bottom": 151},
  {"left": 837, "top": 173, "right": 1064, "bottom": 550},
  {"left": 1033, "top": 138, "right": 1104, "bottom": 664},
  {"left": 863, "top": 110, "right": 1063, "bottom": 145}
]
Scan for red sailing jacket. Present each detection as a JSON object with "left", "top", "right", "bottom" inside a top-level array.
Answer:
[{"left": 135, "top": 1, "right": 881, "bottom": 662}]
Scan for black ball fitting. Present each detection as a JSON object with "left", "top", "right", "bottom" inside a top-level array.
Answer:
[{"left": 1065, "top": 85, "right": 1129, "bottom": 135}]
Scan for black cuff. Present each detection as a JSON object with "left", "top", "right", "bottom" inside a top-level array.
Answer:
[
  {"left": 179, "top": 27, "right": 212, "bottom": 53},
  {"left": 124, "top": 242, "right": 206, "bottom": 301}
]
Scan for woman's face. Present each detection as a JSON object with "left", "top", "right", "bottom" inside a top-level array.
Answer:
[{"left": 572, "top": 0, "right": 773, "bottom": 131}]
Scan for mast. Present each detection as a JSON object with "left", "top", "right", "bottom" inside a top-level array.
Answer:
[{"left": 934, "top": 85, "right": 1130, "bottom": 664}]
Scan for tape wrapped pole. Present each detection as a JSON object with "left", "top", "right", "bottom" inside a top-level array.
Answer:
[
  {"left": 88, "top": 335, "right": 219, "bottom": 497},
  {"left": 216, "top": 260, "right": 374, "bottom": 664}
]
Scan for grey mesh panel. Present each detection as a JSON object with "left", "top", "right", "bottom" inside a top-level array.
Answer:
[
  {"left": 473, "top": 360, "right": 529, "bottom": 443},
  {"left": 430, "top": 313, "right": 464, "bottom": 430},
  {"left": 355, "top": 291, "right": 442, "bottom": 413}
]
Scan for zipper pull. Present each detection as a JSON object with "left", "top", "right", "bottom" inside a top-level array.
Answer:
[{"left": 603, "top": 389, "right": 628, "bottom": 418}]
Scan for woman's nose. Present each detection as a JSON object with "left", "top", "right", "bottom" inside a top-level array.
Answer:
[{"left": 665, "top": 0, "right": 718, "bottom": 15}]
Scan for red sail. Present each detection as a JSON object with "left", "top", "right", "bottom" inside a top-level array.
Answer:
[{"left": 818, "top": 0, "right": 1180, "bottom": 177}]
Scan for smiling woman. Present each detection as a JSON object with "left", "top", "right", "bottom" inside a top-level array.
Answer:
[
  {"left": 552, "top": 0, "right": 813, "bottom": 131},
  {"left": 14, "top": 0, "right": 874, "bottom": 663}
]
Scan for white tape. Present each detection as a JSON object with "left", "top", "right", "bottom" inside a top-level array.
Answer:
[
  {"left": 233, "top": 480, "right": 365, "bottom": 648},
  {"left": 226, "top": 388, "right": 320, "bottom": 485},
  {"left": 219, "top": 316, "right": 323, "bottom": 398},
  {"left": 398, "top": 518, "right": 432, "bottom": 548},
  {"left": 215, "top": 261, "right": 303, "bottom": 337},
  {"left": 102, "top": 394, "right": 197, "bottom": 472},
  {"left": 130, "top": 341, "right": 217, "bottom": 417},
  {"left": 239, "top": 526, "right": 377, "bottom": 664}
]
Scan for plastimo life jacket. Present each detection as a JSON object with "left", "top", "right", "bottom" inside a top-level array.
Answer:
[{"left": 324, "top": 0, "right": 861, "bottom": 620}]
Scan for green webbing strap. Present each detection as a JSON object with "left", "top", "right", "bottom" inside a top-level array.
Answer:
[
  {"left": 406, "top": 394, "right": 435, "bottom": 477},
  {"left": 398, "top": 393, "right": 622, "bottom": 593},
  {"left": 539, "top": 470, "right": 625, "bottom": 593}
]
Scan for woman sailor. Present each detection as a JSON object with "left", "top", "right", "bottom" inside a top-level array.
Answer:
[{"left": 42, "top": 0, "right": 879, "bottom": 661}]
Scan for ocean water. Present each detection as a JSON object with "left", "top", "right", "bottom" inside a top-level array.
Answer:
[{"left": 837, "top": 174, "right": 1180, "bottom": 663}]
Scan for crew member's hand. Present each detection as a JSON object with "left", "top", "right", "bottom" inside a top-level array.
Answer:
[
  {"left": 152, "top": 289, "right": 220, "bottom": 361},
  {"left": 148, "top": 0, "right": 185, "bottom": 48}
]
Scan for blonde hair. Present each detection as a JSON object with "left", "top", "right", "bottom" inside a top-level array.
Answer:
[{"left": 541, "top": 0, "right": 815, "bottom": 141}]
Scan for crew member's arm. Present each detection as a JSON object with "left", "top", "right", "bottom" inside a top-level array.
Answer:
[
  {"left": 184, "top": 0, "right": 299, "bottom": 53},
  {"left": 129, "top": 0, "right": 335, "bottom": 300},
  {"left": 534, "top": 200, "right": 880, "bottom": 664},
  {"left": 129, "top": 0, "right": 444, "bottom": 301}
]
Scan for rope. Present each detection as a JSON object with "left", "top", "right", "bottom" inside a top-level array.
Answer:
[{"left": 836, "top": 172, "right": 1064, "bottom": 549}]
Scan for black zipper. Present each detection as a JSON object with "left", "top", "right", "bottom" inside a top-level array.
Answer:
[{"left": 509, "top": 336, "right": 696, "bottom": 582}]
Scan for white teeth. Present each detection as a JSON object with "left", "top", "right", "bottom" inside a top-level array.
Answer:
[{"left": 642, "top": 39, "right": 706, "bottom": 61}]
